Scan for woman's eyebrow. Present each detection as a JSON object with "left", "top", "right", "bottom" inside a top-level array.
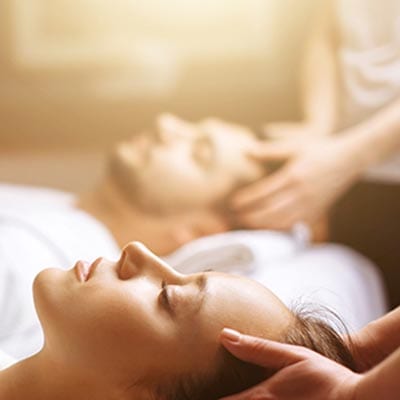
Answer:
[{"left": 195, "top": 274, "right": 208, "bottom": 310}]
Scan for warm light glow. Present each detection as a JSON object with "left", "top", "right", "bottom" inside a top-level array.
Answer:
[
  {"left": 11, "top": 0, "right": 278, "bottom": 66},
  {"left": 0, "top": 0, "right": 312, "bottom": 154}
]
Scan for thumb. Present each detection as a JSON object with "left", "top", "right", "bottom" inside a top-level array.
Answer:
[
  {"left": 219, "top": 383, "right": 273, "bottom": 400},
  {"left": 220, "top": 329, "right": 306, "bottom": 369}
]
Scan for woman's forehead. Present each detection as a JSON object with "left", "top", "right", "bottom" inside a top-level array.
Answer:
[{"left": 203, "top": 272, "right": 292, "bottom": 337}]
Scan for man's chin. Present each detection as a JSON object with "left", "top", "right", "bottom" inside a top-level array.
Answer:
[{"left": 107, "top": 147, "right": 141, "bottom": 207}]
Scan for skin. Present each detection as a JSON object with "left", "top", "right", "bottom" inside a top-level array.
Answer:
[
  {"left": 0, "top": 242, "right": 293, "bottom": 399},
  {"left": 77, "top": 177, "right": 232, "bottom": 255}
]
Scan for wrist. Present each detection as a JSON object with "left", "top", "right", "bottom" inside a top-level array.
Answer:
[
  {"left": 334, "top": 131, "right": 373, "bottom": 176},
  {"left": 335, "top": 373, "right": 363, "bottom": 400},
  {"left": 328, "top": 137, "right": 366, "bottom": 183},
  {"left": 350, "top": 373, "right": 369, "bottom": 400}
]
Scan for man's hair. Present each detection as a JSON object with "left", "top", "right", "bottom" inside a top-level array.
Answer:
[{"left": 153, "top": 306, "right": 356, "bottom": 400}]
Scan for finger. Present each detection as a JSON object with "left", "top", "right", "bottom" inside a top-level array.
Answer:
[
  {"left": 220, "top": 329, "right": 307, "bottom": 369},
  {"left": 234, "top": 193, "right": 298, "bottom": 230},
  {"left": 219, "top": 383, "right": 273, "bottom": 400},
  {"left": 231, "top": 170, "right": 291, "bottom": 210},
  {"left": 237, "top": 202, "right": 309, "bottom": 231}
]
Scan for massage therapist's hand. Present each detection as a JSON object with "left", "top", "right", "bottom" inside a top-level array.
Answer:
[
  {"left": 231, "top": 134, "right": 364, "bottom": 230},
  {"left": 347, "top": 306, "right": 400, "bottom": 373},
  {"left": 219, "top": 329, "right": 361, "bottom": 400}
]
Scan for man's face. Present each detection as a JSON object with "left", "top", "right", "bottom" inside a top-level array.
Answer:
[{"left": 110, "top": 114, "right": 264, "bottom": 213}]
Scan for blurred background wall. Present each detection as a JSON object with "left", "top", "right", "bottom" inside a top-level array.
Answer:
[{"left": 0, "top": 0, "right": 317, "bottom": 191}]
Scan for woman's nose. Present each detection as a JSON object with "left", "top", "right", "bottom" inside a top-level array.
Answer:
[{"left": 118, "top": 241, "right": 182, "bottom": 282}]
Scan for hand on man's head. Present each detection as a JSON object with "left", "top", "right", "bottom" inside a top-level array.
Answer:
[{"left": 229, "top": 132, "right": 363, "bottom": 232}]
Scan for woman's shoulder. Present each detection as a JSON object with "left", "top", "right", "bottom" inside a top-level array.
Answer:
[{"left": 0, "top": 349, "right": 16, "bottom": 370}]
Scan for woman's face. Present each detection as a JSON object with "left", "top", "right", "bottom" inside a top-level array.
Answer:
[
  {"left": 111, "top": 114, "right": 265, "bottom": 212},
  {"left": 34, "top": 242, "right": 292, "bottom": 392}
]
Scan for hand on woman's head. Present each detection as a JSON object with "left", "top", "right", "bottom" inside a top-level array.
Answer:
[{"left": 32, "top": 242, "right": 356, "bottom": 399}]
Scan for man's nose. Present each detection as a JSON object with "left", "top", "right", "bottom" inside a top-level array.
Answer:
[
  {"left": 118, "top": 241, "right": 183, "bottom": 282},
  {"left": 157, "top": 113, "right": 195, "bottom": 144}
]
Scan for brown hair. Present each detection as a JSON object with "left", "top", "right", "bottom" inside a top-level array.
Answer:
[{"left": 155, "top": 306, "right": 356, "bottom": 400}]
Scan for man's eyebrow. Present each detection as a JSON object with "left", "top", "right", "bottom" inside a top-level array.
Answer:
[{"left": 194, "top": 134, "right": 216, "bottom": 168}]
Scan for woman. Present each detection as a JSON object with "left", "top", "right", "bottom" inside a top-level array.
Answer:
[{"left": 0, "top": 241, "right": 356, "bottom": 400}]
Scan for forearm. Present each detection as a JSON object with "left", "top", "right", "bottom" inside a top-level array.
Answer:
[
  {"left": 340, "top": 97, "right": 400, "bottom": 171},
  {"left": 301, "top": 1, "right": 338, "bottom": 134},
  {"left": 355, "top": 347, "right": 400, "bottom": 400}
]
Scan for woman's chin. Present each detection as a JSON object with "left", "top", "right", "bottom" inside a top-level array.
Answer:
[{"left": 32, "top": 267, "right": 71, "bottom": 326}]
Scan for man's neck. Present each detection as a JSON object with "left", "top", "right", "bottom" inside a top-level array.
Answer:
[
  {"left": 76, "top": 178, "right": 229, "bottom": 255},
  {"left": 76, "top": 179, "right": 170, "bottom": 251}
]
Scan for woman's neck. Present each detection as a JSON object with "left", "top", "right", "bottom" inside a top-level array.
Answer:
[
  {"left": 0, "top": 352, "right": 55, "bottom": 400},
  {"left": 0, "top": 351, "right": 110, "bottom": 400},
  {"left": 0, "top": 350, "right": 148, "bottom": 400}
]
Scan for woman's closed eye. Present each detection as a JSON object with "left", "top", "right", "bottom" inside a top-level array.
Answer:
[
  {"left": 158, "top": 275, "right": 208, "bottom": 317},
  {"left": 159, "top": 280, "right": 172, "bottom": 313}
]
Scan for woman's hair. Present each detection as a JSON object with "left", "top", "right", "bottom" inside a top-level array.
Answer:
[{"left": 154, "top": 305, "right": 356, "bottom": 400}]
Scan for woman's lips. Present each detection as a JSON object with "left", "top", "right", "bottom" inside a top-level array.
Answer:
[
  {"left": 74, "top": 260, "right": 91, "bottom": 282},
  {"left": 74, "top": 257, "right": 111, "bottom": 282}
]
